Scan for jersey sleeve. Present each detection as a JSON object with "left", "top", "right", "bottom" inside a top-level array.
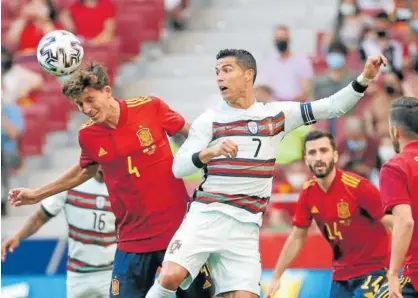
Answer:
[
  {"left": 78, "top": 131, "right": 98, "bottom": 169},
  {"left": 379, "top": 163, "right": 411, "bottom": 213},
  {"left": 172, "top": 110, "right": 213, "bottom": 178},
  {"left": 274, "top": 82, "right": 365, "bottom": 134},
  {"left": 292, "top": 190, "right": 312, "bottom": 228},
  {"left": 357, "top": 179, "right": 384, "bottom": 220},
  {"left": 40, "top": 191, "right": 68, "bottom": 217},
  {"left": 153, "top": 96, "right": 186, "bottom": 136}
]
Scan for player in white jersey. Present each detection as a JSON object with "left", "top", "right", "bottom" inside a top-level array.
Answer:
[
  {"left": 145, "top": 49, "right": 387, "bottom": 298},
  {"left": 2, "top": 169, "right": 115, "bottom": 298}
]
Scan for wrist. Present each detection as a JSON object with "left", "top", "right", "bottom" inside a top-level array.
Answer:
[
  {"left": 357, "top": 73, "right": 372, "bottom": 86},
  {"left": 387, "top": 270, "right": 399, "bottom": 277}
]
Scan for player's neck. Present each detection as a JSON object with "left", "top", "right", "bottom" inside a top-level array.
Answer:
[
  {"left": 104, "top": 98, "right": 120, "bottom": 128},
  {"left": 229, "top": 90, "right": 256, "bottom": 109},
  {"left": 317, "top": 167, "right": 337, "bottom": 192}
]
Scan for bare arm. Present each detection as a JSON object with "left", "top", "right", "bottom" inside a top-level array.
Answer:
[
  {"left": 6, "top": 18, "right": 27, "bottom": 48},
  {"left": 177, "top": 122, "right": 191, "bottom": 138},
  {"left": 271, "top": 226, "right": 309, "bottom": 280},
  {"left": 381, "top": 214, "right": 394, "bottom": 234},
  {"left": 59, "top": 10, "right": 75, "bottom": 33},
  {"left": 1, "top": 208, "right": 51, "bottom": 261},
  {"left": 388, "top": 204, "right": 414, "bottom": 277},
  {"left": 94, "top": 19, "right": 115, "bottom": 43},
  {"left": 34, "top": 164, "right": 98, "bottom": 200},
  {"left": 294, "top": 78, "right": 312, "bottom": 102}
]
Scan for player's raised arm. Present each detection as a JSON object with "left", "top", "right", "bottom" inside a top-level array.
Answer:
[
  {"left": 8, "top": 163, "right": 98, "bottom": 207},
  {"left": 280, "top": 55, "right": 388, "bottom": 133}
]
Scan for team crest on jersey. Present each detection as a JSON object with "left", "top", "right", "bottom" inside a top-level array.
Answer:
[
  {"left": 96, "top": 196, "right": 106, "bottom": 209},
  {"left": 168, "top": 240, "right": 182, "bottom": 254},
  {"left": 265, "top": 118, "right": 275, "bottom": 136},
  {"left": 247, "top": 121, "right": 259, "bottom": 135},
  {"left": 137, "top": 126, "right": 156, "bottom": 155},
  {"left": 111, "top": 277, "right": 120, "bottom": 296},
  {"left": 337, "top": 201, "right": 351, "bottom": 219},
  {"left": 415, "top": 156, "right": 418, "bottom": 162}
]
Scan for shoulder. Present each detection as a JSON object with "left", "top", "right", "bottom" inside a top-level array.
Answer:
[
  {"left": 125, "top": 96, "right": 155, "bottom": 109},
  {"left": 192, "top": 108, "right": 216, "bottom": 128},
  {"left": 79, "top": 119, "right": 96, "bottom": 132},
  {"left": 340, "top": 170, "right": 362, "bottom": 188},
  {"left": 381, "top": 155, "right": 407, "bottom": 176},
  {"left": 302, "top": 177, "right": 317, "bottom": 191}
]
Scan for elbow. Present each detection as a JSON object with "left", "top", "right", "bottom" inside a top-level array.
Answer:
[{"left": 397, "top": 216, "right": 415, "bottom": 231}]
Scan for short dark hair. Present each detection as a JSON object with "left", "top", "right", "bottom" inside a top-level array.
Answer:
[
  {"left": 390, "top": 96, "right": 418, "bottom": 137},
  {"left": 375, "top": 11, "right": 390, "bottom": 20},
  {"left": 303, "top": 130, "right": 336, "bottom": 155},
  {"left": 62, "top": 63, "right": 109, "bottom": 100},
  {"left": 216, "top": 49, "right": 257, "bottom": 83},
  {"left": 328, "top": 41, "right": 348, "bottom": 56}
]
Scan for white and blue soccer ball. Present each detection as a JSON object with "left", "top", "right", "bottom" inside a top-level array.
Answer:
[{"left": 36, "top": 30, "right": 84, "bottom": 77}]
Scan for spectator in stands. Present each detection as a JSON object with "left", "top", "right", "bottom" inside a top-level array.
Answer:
[
  {"left": 1, "top": 90, "right": 25, "bottom": 215},
  {"left": 360, "top": 11, "right": 403, "bottom": 72},
  {"left": 401, "top": 9, "right": 418, "bottom": 69},
  {"left": 60, "top": 0, "right": 115, "bottom": 43},
  {"left": 5, "top": 0, "right": 61, "bottom": 53},
  {"left": 357, "top": 0, "right": 392, "bottom": 12},
  {"left": 391, "top": 0, "right": 413, "bottom": 31},
  {"left": 257, "top": 25, "right": 314, "bottom": 102},
  {"left": 165, "top": 0, "right": 189, "bottom": 30},
  {"left": 336, "top": 0, "right": 371, "bottom": 50},
  {"left": 364, "top": 70, "right": 404, "bottom": 137},
  {"left": 337, "top": 116, "right": 378, "bottom": 178},
  {"left": 254, "top": 85, "right": 274, "bottom": 103},
  {"left": 312, "top": 41, "right": 357, "bottom": 135},
  {"left": 1, "top": 47, "right": 44, "bottom": 106}
]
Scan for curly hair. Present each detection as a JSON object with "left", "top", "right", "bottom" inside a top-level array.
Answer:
[{"left": 62, "top": 63, "right": 109, "bottom": 100}]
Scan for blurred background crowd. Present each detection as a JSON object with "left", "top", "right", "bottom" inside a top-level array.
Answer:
[{"left": 2, "top": 0, "right": 418, "bottom": 232}]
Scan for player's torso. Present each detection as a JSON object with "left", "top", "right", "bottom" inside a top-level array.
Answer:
[
  {"left": 203, "top": 102, "right": 285, "bottom": 196},
  {"left": 398, "top": 145, "right": 418, "bottom": 277},
  {"left": 194, "top": 102, "right": 286, "bottom": 225},
  {"left": 306, "top": 174, "right": 387, "bottom": 266},
  {"left": 63, "top": 179, "right": 116, "bottom": 273}
]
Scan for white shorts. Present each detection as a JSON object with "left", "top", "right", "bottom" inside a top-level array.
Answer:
[
  {"left": 67, "top": 270, "right": 112, "bottom": 298},
  {"left": 163, "top": 206, "right": 261, "bottom": 296}
]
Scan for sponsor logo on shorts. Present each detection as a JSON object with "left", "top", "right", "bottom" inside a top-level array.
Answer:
[
  {"left": 168, "top": 240, "right": 182, "bottom": 254},
  {"left": 111, "top": 277, "right": 120, "bottom": 296}
]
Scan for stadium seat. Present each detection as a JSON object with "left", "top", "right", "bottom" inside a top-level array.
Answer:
[
  {"left": 115, "top": 15, "right": 146, "bottom": 60},
  {"left": 19, "top": 104, "right": 49, "bottom": 157}
]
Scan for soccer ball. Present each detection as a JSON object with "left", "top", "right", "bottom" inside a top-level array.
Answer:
[{"left": 37, "top": 30, "right": 84, "bottom": 77}]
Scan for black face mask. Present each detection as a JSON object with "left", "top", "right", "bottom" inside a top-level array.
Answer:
[
  {"left": 385, "top": 85, "right": 396, "bottom": 95},
  {"left": 376, "top": 30, "right": 388, "bottom": 38},
  {"left": 275, "top": 40, "right": 288, "bottom": 52}
]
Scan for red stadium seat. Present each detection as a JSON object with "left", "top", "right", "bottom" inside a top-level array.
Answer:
[
  {"left": 37, "top": 81, "right": 72, "bottom": 132},
  {"left": 19, "top": 104, "right": 49, "bottom": 157},
  {"left": 115, "top": 15, "right": 146, "bottom": 60}
]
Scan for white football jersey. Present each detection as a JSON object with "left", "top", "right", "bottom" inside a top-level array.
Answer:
[
  {"left": 173, "top": 83, "right": 365, "bottom": 225},
  {"left": 41, "top": 178, "right": 116, "bottom": 274}
]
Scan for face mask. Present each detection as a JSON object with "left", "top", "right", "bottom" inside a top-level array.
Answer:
[
  {"left": 287, "top": 173, "right": 306, "bottom": 189},
  {"left": 347, "top": 139, "right": 366, "bottom": 151},
  {"left": 376, "top": 30, "right": 388, "bottom": 38},
  {"left": 340, "top": 3, "right": 356, "bottom": 16},
  {"left": 396, "top": 8, "right": 412, "bottom": 21},
  {"left": 326, "top": 53, "right": 346, "bottom": 69},
  {"left": 378, "top": 145, "right": 396, "bottom": 162},
  {"left": 384, "top": 85, "right": 396, "bottom": 95},
  {"left": 410, "top": 20, "right": 418, "bottom": 32},
  {"left": 275, "top": 40, "right": 288, "bottom": 53}
]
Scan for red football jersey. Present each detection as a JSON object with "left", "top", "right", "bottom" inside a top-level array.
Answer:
[
  {"left": 380, "top": 141, "right": 418, "bottom": 289},
  {"left": 293, "top": 169, "right": 389, "bottom": 280},
  {"left": 78, "top": 96, "right": 189, "bottom": 253}
]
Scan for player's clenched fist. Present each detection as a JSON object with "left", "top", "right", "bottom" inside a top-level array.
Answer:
[
  {"left": 210, "top": 139, "right": 238, "bottom": 158},
  {"left": 1, "top": 237, "right": 19, "bottom": 261},
  {"left": 8, "top": 188, "right": 41, "bottom": 207}
]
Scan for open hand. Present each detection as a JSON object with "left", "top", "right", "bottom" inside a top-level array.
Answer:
[{"left": 1, "top": 237, "right": 20, "bottom": 261}]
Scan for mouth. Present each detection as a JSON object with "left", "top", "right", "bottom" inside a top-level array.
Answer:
[
  {"left": 219, "top": 86, "right": 228, "bottom": 92},
  {"left": 90, "top": 112, "right": 99, "bottom": 119}
]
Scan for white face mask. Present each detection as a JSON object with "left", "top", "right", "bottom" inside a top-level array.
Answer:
[
  {"left": 340, "top": 3, "right": 356, "bottom": 16},
  {"left": 378, "top": 146, "right": 396, "bottom": 163},
  {"left": 287, "top": 173, "right": 306, "bottom": 190}
]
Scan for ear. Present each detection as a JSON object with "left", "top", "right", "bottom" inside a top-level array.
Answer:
[
  {"left": 104, "top": 85, "right": 112, "bottom": 96},
  {"left": 333, "top": 150, "right": 339, "bottom": 164},
  {"left": 244, "top": 69, "right": 255, "bottom": 83},
  {"left": 392, "top": 126, "right": 401, "bottom": 139}
]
